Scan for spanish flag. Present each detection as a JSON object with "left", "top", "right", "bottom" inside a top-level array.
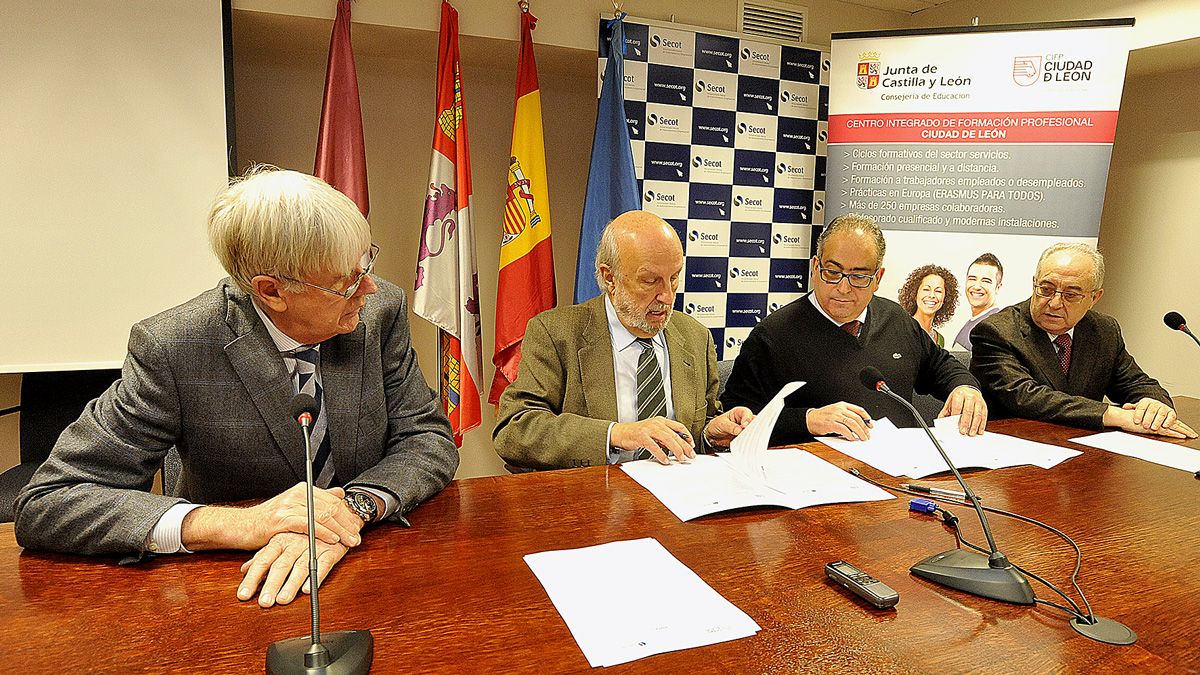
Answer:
[{"left": 489, "top": 8, "right": 556, "bottom": 404}]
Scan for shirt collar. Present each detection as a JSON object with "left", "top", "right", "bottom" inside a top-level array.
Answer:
[
  {"left": 808, "top": 291, "right": 869, "bottom": 328},
  {"left": 251, "top": 299, "right": 311, "bottom": 354},
  {"left": 605, "top": 294, "right": 666, "bottom": 352},
  {"left": 1046, "top": 327, "right": 1075, "bottom": 344}
]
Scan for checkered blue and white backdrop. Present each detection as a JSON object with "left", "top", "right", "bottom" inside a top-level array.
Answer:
[{"left": 599, "top": 19, "right": 831, "bottom": 360}]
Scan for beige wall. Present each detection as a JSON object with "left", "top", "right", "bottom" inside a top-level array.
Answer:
[
  {"left": 0, "top": 375, "right": 19, "bottom": 470},
  {"left": 910, "top": 0, "right": 1200, "bottom": 49},
  {"left": 1097, "top": 44, "right": 1200, "bottom": 399}
]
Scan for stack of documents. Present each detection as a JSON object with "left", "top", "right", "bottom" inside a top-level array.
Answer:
[
  {"left": 524, "top": 538, "right": 760, "bottom": 667},
  {"left": 621, "top": 382, "right": 893, "bottom": 521},
  {"left": 818, "top": 415, "right": 1081, "bottom": 478},
  {"left": 1071, "top": 430, "right": 1200, "bottom": 473}
]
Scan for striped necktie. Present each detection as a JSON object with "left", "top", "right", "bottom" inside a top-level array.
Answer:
[
  {"left": 636, "top": 338, "right": 667, "bottom": 420},
  {"left": 290, "top": 347, "right": 335, "bottom": 488}
]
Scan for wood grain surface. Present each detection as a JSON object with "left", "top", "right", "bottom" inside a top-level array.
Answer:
[{"left": 2, "top": 399, "right": 1198, "bottom": 673}]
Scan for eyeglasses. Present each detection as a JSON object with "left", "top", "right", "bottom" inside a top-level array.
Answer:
[
  {"left": 283, "top": 244, "right": 379, "bottom": 299},
  {"left": 1033, "top": 282, "right": 1092, "bottom": 304},
  {"left": 817, "top": 264, "right": 878, "bottom": 289}
]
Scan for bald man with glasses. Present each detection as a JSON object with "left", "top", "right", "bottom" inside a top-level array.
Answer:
[
  {"left": 721, "top": 213, "right": 986, "bottom": 446},
  {"left": 971, "top": 242, "right": 1196, "bottom": 438}
]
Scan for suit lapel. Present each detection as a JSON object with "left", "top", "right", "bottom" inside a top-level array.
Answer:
[
  {"left": 222, "top": 287, "right": 306, "bottom": 482},
  {"left": 665, "top": 319, "right": 697, "bottom": 427},
  {"left": 321, "top": 323, "right": 365, "bottom": 482},
  {"left": 1066, "top": 312, "right": 1098, "bottom": 395},
  {"left": 1019, "top": 301, "right": 1068, "bottom": 391},
  {"left": 578, "top": 297, "right": 619, "bottom": 421}
]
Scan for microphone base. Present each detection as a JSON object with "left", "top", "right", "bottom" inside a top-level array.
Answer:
[
  {"left": 910, "top": 549, "right": 1035, "bottom": 605},
  {"left": 1070, "top": 616, "right": 1137, "bottom": 645},
  {"left": 267, "top": 630, "right": 374, "bottom": 675}
]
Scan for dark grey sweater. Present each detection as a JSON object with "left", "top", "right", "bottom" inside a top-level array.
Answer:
[{"left": 721, "top": 293, "right": 978, "bottom": 445}]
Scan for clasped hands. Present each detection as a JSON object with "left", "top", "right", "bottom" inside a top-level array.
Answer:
[
  {"left": 181, "top": 482, "right": 365, "bottom": 608},
  {"left": 806, "top": 385, "right": 988, "bottom": 440},
  {"left": 611, "top": 406, "right": 755, "bottom": 464},
  {"left": 1104, "top": 398, "right": 1197, "bottom": 439}
]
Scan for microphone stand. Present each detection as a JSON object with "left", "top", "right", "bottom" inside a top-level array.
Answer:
[
  {"left": 873, "top": 381, "right": 1035, "bottom": 605},
  {"left": 267, "top": 407, "right": 373, "bottom": 674}
]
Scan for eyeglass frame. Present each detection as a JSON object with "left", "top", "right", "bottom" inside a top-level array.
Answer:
[
  {"left": 279, "top": 244, "right": 380, "bottom": 299},
  {"left": 1032, "top": 281, "right": 1095, "bottom": 305},
  {"left": 816, "top": 263, "right": 879, "bottom": 289}
]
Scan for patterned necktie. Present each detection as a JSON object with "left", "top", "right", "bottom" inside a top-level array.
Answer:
[
  {"left": 291, "top": 347, "right": 335, "bottom": 487},
  {"left": 636, "top": 338, "right": 667, "bottom": 420},
  {"left": 841, "top": 320, "right": 862, "bottom": 338},
  {"left": 1053, "top": 333, "right": 1072, "bottom": 375}
]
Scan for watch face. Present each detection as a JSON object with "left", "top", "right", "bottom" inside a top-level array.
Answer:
[{"left": 347, "top": 492, "right": 376, "bottom": 521}]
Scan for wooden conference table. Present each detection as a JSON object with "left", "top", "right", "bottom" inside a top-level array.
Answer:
[{"left": 2, "top": 399, "right": 1198, "bottom": 673}]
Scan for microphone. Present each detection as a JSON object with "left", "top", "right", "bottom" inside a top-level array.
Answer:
[
  {"left": 858, "top": 367, "right": 1035, "bottom": 605},
  {"left": 267, "top": 395, "right": 373, "bottom": 674},
  {"left": 291, "top": 393, "right": 318, "bottom": 428},
  {"left": 1164, "top": 311, "right": 1200, "bottom": 348}
]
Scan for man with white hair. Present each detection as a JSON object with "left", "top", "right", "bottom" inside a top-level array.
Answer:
[
  {"left": 494, "top": 210, "right": 753, "bottom": 470},
  {"left": 971, "top": 242, "right": 1195, "bottom": 437},
  {"left": 16, "top": 168, "right": 458, "bottom": 606}
]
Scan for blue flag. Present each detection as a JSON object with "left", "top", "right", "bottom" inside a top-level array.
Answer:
[{"left": 574, "top": 15, "right": 639, "bottom": 304}]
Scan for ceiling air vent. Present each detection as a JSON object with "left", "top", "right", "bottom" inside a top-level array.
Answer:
[{"left": 738, "top": 0, "right": 807, "bottom": 43}]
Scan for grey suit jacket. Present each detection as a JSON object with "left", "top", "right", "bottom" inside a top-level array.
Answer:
[
  {"left": 970, "top": 299, "right": 1172, "bottom": 428},
  {"left": 493, "top": 296, "right": 723, "bottom": 470},
  {"left": 15, "top": 278, "right": 458, "bottom": 555}
]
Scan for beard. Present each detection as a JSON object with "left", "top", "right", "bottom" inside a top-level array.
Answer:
[{"left": 612, "top": 284, "right": 672, "bottom": 335}]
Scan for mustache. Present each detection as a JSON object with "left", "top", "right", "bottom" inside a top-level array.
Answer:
[{"left": 647, "top": 303, "right": 671, "bottom": 312}]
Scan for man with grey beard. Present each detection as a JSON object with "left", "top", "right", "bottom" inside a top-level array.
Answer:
[{"left": 494, "top": 211, "right": 753, "bottom": 471}]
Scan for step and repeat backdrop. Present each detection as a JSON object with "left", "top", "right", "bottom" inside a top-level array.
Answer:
[{"left": 600, "top": 19, "right": 830, "bottom": 360}]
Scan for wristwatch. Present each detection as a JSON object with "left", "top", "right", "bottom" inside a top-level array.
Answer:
[{"left": 344, "top": 490, "right": 378, "bottom": 523}]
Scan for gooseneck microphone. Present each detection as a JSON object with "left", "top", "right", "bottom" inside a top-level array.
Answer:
[
  {"left": 1164, "top": 311, "right": 1200, "bottom": 348},
  {"left": 266, "top": 394, "right": 373, "bottom": 675},
  {"left": 858, "top": 367, "right": 1035, "bottom": 605}
]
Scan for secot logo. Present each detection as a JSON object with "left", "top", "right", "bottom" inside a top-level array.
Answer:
[
  {"left": 734, "top": 195, "right": 764, "bottom": 207},
  {"left": 740, "top": 47, "right": 770, "bottom": 63},
  {"left": 686, "top": 303, "right": 716, "bottom": 315},
  {"left": 729, "top": 267, "right": 759, "bottom": 279},
  {"left": 725, "top": 336, "right": 743, "bottom": 349},
  {"left": 822, "top": 58, "right": 831, "bottom": 72},
  {"left": 773, "top": 232, "right": 804, "bottom": 245},
  {"left": 650, "top": 35, "right": 660, "bottom": 47},
  {"left": 645, "top": 190, "right": 655, "bottom": 203},
  {"left": 777, "top": 163, "right": 804, "bottom": 175},
  {"left": 769, "top": 302, "right": 782, "bottom": 312},
  {"left": 814, "top": 198, "right": 824, "bottom": 211},
  {"left": 647, "top": 113, "right": 680, "bottom": 127},
  {"left": 692, "top": 156, "right": 702, "bottom": 168},
  {"left": 818, "top": 130, "right": 828, "bottom": 142}
]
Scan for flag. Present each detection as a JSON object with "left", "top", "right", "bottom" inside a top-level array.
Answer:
[
  {"left": 414, "top": 1, "right": 482, "bottom": 447},
  {"left": 489, "top": 8, "right": 557, "bottom": 405},
  {"left": 574, "top": 14, "right": 640, "bottom": 303},
  {"left": 314, "top": 0, "right": 368, "bottom": 216}
]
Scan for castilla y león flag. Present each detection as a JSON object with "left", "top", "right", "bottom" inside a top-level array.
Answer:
[
  {"left": 489, "top": 8, "right": 557, "bottom": 405},
  {"left": 414, "top": 1, "right": 482, "bottom": 446}
]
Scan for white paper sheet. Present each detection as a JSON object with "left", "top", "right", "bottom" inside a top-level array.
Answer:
[
  {"left": 524, "top": 538, "right": 760, "bottom": 667},
  {"left": 819, "top": 415, "right": 1081, "bottom": 478},
  {"left": 621, "top": 450, "right": 893, "bottom": 521},
  {"left": 621, "top": 382, "right": 892, "bottom": 521},
  {"left": 1070, "top": 430, "right": 1200, "bottom": 473}
]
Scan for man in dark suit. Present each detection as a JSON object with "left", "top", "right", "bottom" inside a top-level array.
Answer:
[
  {"left": 15, "top": 168, "right": 458, "bottom": 607},
  {"left": 971, "top": 242, "right": 1195, "bottom": 438},
  {"left": 494, "top": 211, "right": 753, "bottom": 470}
]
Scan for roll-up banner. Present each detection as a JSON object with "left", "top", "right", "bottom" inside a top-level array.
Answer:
[
  {"left": 600, "top": 18, "right": 830, "bottom": 359},
  {"left": 826, "top": 19, "right": 1133, "bottom": 351}
]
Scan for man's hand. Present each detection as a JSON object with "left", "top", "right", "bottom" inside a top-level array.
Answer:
[
  {"left": 703, "top": 406, "right": 755, "bottom": 448},
  {"left": 1105, "top": 402, "right": 1198, "bottom": 439},
  {"left": 612, "top": 417, "right": 696, "bottom": 464},
  {"left": 806, "top": 402, "right": 873, "bottom": 441},
  {"left": 237, "top": 532, "right": 350, "bottom": 608},
  {"left": 938, "top": 386, "right": 987, "bottom": 436},
  {"left": 182, "top": 483, "right": 364, "bottom": 551}
]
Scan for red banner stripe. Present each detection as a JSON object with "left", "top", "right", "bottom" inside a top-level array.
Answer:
[{"left": 828, "top": 110, "right": 1119, "bottom": 144}]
